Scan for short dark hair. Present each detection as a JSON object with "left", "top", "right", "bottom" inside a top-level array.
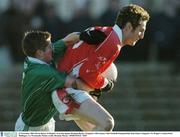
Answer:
[
  {"left": 115, "top": 4, "right": 150, "bottom": 29},
  {"left": 22, "top": 31, "right": 51, "bottom": 57}
]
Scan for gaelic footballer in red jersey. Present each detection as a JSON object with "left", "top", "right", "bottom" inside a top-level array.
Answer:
[
  {"left": 57, "top": 3, "right": 149, "bottom": 91},
  {"left": 58, "top": 25, "right": 121, "bottom": 90},
  {"left": 53, "top": 4, "right": 150, "bottom": 131}
]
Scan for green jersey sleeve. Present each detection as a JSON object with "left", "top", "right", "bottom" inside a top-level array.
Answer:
[
  {"left": 52, "top": 40, "right": 66, "bottom": 63},
  {"left": 35, "top": 65, "right": 67, "bottom": 92}
]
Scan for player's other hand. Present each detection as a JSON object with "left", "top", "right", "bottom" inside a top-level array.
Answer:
[
  {"left": 101, "top": 79, "right": 114, "bottom": 93},
  {"left": 63, "top": 32, "right": 80, "bottom": 46},
  {"left": 65, "top": 75, "right": 76, "bottom": 88},
  {"left": 89, "top": 79, "right": 115, "bottom": 100},
  {"left": 79, "top": 29, "right": 106, "bottom": 45}
]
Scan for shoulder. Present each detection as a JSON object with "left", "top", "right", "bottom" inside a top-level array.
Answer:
[
  {"left": 37, "top": 64, "right": 67, "bottom": 80},
  {"left": 53, "top": 39, "right": 65, "bottom": 48},
  {"left": 30, "top": 64, "right": 57, "bottom": 78},
  {"left": 94, "top": 26, "right": 112, "bottom": 35}
]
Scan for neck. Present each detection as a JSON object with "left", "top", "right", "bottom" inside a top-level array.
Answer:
[
  {"left": 121, "top": 34, "right": 125, "bottom": 47},
  {"left": 121, "top": 28, "right": 130, "bottom": 47}
]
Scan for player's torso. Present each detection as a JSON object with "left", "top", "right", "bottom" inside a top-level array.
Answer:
[
  {"left": 21, "top": 64, "right": 57, "bottom": 126},
  {"left": 57, "top": 26, "right": 113, "bottom": 73}
]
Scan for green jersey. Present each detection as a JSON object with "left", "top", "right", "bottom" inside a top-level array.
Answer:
[{"left": 21, "top": 40, "right": 67, "bottom": 126}]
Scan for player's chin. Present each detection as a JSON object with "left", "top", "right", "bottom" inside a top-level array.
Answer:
[
  {"left": 129, "top": 43, "right": 136, "bottom": 46},
  {"left": 131, "top": 41, "right": 138, "bottom": 46}
]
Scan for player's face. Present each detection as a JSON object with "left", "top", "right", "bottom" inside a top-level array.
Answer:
[
  {"left": 125, "top": 21, "right": 147, "bottom": 46},
  {"left": 41, "top": 40, "right": 53, "bottom": 63}
]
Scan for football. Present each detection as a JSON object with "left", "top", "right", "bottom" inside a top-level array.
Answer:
[{"left": 102, "top": 63, "right": 118, "bottom": 82}]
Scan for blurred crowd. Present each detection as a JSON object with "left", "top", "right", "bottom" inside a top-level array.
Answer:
[{"left": 0, "top": 0, "right": 179, "bottom": 73}]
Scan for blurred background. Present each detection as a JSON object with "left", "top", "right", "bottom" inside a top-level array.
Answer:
[{"left": 0, "top": 0, "right": 180, "bottom": 131}]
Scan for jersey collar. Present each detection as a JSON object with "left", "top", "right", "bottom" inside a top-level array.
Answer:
[
  {"left": 113, "top": 24, "right": 122, "bottom": 41},
  {"left": 27, "top": 56, "right": 48, "bottom": 65}
]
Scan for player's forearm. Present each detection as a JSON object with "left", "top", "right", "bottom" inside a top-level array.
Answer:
[
  {"left": 75, "top": 79, "right": 94, "bottom": 92},
  {"left": 62, "top": 32, "right": 80, "bottom": 46},
  {"left": 64, "top": 75, "right": 77, "bottom": 88}
]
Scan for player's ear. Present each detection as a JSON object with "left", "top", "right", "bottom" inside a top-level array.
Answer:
[
  {"left": 35, "top": 49, "right": 44, "bottom": 58},
  {"left": 124, "top": 22, "right": 133, "bottom": 32}
]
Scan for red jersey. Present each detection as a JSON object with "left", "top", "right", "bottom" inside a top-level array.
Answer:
[{"left": 57, "top": 25, "right": 122, "bottom": 89}]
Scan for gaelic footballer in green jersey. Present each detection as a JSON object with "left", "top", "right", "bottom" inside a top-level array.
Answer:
[{"left": 15, "top": 31, "right": 80, "bottom": 131}]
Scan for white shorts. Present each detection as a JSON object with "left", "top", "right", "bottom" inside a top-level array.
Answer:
[
  {"left": 52, "top": 88, "right": 93, "bottom": 121},
  {"left": 15, "top": 113, "right": 55, "bottom": 131}
]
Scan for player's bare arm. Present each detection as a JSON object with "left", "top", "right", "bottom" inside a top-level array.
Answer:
[{"left": 62, "top": 32, "right": 80, "bottom": 46}]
